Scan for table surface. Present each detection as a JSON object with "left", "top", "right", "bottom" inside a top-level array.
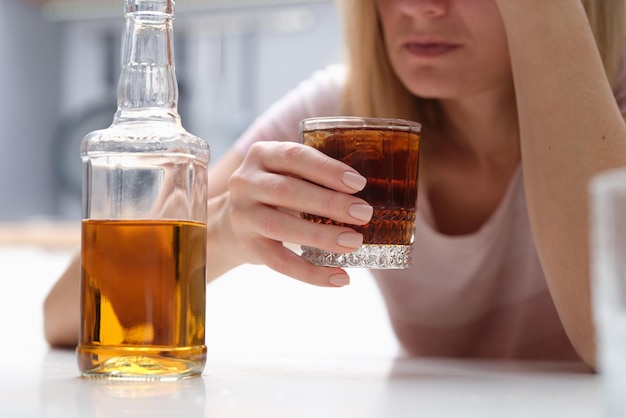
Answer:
[{"left": 0, "top": 242, "right": 609, "bottom": 418}]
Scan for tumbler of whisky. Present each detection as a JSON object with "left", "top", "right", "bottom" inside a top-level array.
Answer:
[
  {"left": 77, "top": 0, "right": 210, "bottom": 381},
  {"left": 300, "top": 116, "right": 420, "bottom": 269}
]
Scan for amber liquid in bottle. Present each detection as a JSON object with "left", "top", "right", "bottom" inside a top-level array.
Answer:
[{"left": 78, "top": 220, "right": 207, "bottom": 379}]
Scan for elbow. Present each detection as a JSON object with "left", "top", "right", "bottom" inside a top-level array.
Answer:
[
  {"left": 567, "top": 326, "right": 597, "bottom": 372},
  {"left": 43, "top": 293, "right": 79, "bottom": 349},
  {"left": 577, "top": 345, "right": 597, "bottom": 373},
  {"left": 42, "top": 254, "right": 81, "bottom": 348}
]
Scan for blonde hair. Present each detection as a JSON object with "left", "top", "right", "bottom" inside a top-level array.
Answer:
[
  {"left": 583, "top": 0, "right": 626, "bottom": 85},
  {"left": 337, "top": 0, "right": 626, "bottom": 124}
]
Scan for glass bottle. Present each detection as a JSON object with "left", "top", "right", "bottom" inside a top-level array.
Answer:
[{"left": 77, "top": 0, "right": 210, "bottom": 380}]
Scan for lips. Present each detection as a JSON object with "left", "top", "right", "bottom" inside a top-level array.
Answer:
[{"left": 405, "top": 42, "right": 460, "bottom": 57}]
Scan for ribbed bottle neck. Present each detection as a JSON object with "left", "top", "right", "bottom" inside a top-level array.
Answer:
[{"left": 114, "top": 0, "right": 179, "bottom": 124}]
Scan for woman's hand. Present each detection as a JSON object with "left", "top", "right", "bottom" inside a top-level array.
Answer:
[{"left": 206, "top": 141, "right": 374, "bottom": 287}]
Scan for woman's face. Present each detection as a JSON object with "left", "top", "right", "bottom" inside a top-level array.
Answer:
[{"left": 375, "top": 0, "right": 513, "bottom": 100}]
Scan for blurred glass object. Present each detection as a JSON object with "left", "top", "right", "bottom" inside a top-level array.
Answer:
[{"left": 591, "top": 167, "right": 626, "bottom": 417}]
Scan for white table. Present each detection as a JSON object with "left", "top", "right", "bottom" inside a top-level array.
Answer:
[{"left": 0, "top": 245, "right": 607, "bottom": 417}]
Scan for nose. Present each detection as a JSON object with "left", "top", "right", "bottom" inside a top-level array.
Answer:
[{"left": 397, "top": 0, "right": 448, "bottom": 17}]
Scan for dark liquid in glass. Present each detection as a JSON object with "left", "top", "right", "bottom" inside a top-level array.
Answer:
[{"left": 302, "top": 127, "right": 420, "bottom": 245}]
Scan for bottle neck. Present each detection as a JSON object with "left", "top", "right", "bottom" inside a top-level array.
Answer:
[{"left": 115, "top": 0, "right": 179, "bottom": 123}]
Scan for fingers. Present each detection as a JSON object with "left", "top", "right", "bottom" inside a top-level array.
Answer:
[
  {"left": 230, "top": 142, "right": 374, "bottom": 226},
  {"left": 231, "top": 203, "right": 364, "bottom": 255},
  {"left": 244, "top": 236, "right": 351, "bottom": 288},
  {"left": 254, "top": 141, "right": 367, "bottom": 194},
  {"left": 238, "top": 172, "right": 373, "bottom": 225}
]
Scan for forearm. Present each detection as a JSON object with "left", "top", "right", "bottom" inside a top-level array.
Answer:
[
  {"left": 205, "top": 192, "right": 246, "bottom": 282},
  {"left": 496, "top": 0, "right": 626, "bottom": 368}
]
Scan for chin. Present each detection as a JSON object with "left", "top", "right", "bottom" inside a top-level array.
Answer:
[
  {"left": 406, "top": 85, "right": 457, "bottom": 100},
  {"left": 400, "top": 75, "right": 462, "bottom": 100}
]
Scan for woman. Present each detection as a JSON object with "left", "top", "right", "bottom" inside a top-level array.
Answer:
[{"left": 45, "top": 0, "right": 626, "bottom": 370}]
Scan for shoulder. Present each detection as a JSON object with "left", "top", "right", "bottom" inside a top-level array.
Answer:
[
  {"left": 233, "top": 64, "right": 347, "bottom": 156},
  {"left": 272, "top": 63, "right": 346, "bottom": 119}
]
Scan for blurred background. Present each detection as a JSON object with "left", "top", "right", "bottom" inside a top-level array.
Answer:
[
  {"left": 0, "top": 1, "right": 397, "bottom": 363},
  {"left": 0, "top": 0, "right": 342, "bottom": 221}
]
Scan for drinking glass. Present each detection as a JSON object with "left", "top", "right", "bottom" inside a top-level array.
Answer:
[
  {"left": 591, "top": 168, "right": 626, "bottom": 417},
  {"left": 300, "top": 116, "right": 421, "bottom": 269}
]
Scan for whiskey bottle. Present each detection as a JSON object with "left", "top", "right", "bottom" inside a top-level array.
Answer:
[{"left": 78, "top": 0, "right": 210, "bottom": 380}]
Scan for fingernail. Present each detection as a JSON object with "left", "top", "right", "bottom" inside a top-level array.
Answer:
[
  {"left": 337, "top": 231, "right": 363, "bottom": 248},
  {"left": 342, "top": 171, "right": 367, "bottom": 192},
  {"left": 329, "top": 273, "right": 350, "bottom": 287},
  {"left": 349, "top": 203, "right": 374, "bottom": 222}
]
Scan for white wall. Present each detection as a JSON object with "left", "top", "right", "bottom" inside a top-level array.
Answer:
[
  {"left": 181, "top": 2, "right": 343, "bottom": 161},
  {"left": 0, "top": 0, "right": 62, "bottom": 220}
]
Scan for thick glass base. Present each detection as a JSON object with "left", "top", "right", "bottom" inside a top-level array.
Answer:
[
  {"left": 77, "top": 345, "right": 206, "bottom": 381},
  {"left": 301, "top": 244, "right": 412, "bottom": 269}
]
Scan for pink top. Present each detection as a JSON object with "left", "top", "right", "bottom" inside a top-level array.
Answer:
[{"left": 234, "top": 64, "right": 626, "bottom": 361}]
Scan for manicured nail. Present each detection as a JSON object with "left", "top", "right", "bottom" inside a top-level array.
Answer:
[
  {"left": 329, "top": 273, "right": 350, "bottom": 287},
  {"left": 337, "top": 231, "right": 363, "bottom": 248},
  {"left": 349, "top": 203, "right": 374, "bottom": 223},
  {"left": 342, "top": 171, "right": 367, "bottom": 192}
]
